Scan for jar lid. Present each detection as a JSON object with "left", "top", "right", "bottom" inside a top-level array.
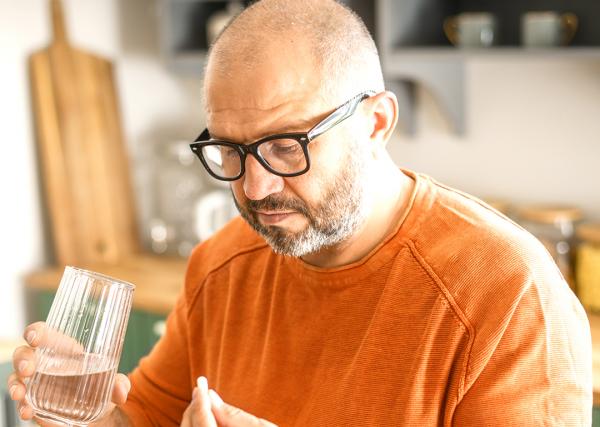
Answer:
[
  {"left": 517, "top": 205, "right": 582, "bottom": 224},
  {"left": 577, "top": 223, "right": 600, "bottom": 244}
]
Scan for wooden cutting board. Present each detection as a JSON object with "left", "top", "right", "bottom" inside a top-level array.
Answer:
[{"left": 29, "top": 0, "right": 139, "bottom": 265}]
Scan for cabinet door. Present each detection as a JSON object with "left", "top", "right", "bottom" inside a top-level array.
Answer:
[
  {"left": 119, "top": 310, "right": 166, "bottom": 374},
  {"left": 35, "top": 290, "right": 55, "bottom": 321},
  {"left": 0, "top": 361, "right": 19, "bottom": 426}
]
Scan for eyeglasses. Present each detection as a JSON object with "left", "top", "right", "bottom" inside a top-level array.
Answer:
[{"left": 189, "top": 90, "right": 376, "bottom": 181}]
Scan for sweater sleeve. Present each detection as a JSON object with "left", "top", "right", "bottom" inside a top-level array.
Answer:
[
  {"left": 120, "top": 293, "right": 193, "bottom": 426},
  {"left": 452, "top": 279, "right": 592, "bottom": 426}
]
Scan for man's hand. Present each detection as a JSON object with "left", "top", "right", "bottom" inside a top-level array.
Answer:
[
  {"left": 7, "top": 322, "right": 131, "bottom": 425},
  {"left": 181, "top": 377, "right": 277, "bottom": 427}
]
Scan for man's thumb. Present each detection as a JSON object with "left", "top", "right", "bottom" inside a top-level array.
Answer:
[
  {"left": 209, "top": 390, "right": 276, "bottom": 427},
  {"left": 111, "top": 373, "right": 131, "bottom": 405}
]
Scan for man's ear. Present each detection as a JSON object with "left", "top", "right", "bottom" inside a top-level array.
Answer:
[{"left": 366, "top": 91, "right": 399, "bottom": 150}]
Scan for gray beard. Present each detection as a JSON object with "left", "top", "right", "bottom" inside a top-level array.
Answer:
[{"left": 233, "top": 142, "right": 371, "bottom": 257}]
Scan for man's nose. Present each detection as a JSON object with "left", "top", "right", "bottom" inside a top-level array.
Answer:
[{"left": 242, "top": 155, "right": 285, "bottom": 200}]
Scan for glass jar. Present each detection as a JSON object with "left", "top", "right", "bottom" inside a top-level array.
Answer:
[
  {"left": 516, "top": 205, "right": 582, "bottom": 290},
  {"left": 576, "top": 223, "right": 600, "bottom": 312},
  {"left": 149, "top": 140, "right": 209, "bottom": 257}
]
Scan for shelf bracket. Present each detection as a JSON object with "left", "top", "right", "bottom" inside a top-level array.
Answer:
[
  {"left": 384, "top": 55, "right": 466, "bottom": 135},
  {"left": 385, "top": 80, "right": 417, "bottom": 135}
]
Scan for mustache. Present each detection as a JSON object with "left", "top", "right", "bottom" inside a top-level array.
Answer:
[{"left": 246, "top": 195, "right": 311, "bottom": 217}]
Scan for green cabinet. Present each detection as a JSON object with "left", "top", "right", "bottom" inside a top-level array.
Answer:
[
  {"left": 29, "top": 289, "right": 166, "bottom": 374},
  {"left": 0, "top": 361, "right": 19, "bottom": 425},
  {"left": 119, "top": 310, "right": 166, "bottom": 373}
]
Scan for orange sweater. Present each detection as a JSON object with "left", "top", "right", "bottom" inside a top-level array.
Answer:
[{"left": 122, "top": 171, "right": 592, "bottom": 426}]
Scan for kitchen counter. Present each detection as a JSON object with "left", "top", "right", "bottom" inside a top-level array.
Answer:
[
  {"left": 25, "top": 255, "right": 188, "bottom": 314},
  {"left": 25, "top": 261, "right": 600, "bottom": 405}
]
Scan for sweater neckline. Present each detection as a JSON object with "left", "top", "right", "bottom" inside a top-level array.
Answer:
[{"left": 283, "top": 169, "right": 430, "bottom": 289}]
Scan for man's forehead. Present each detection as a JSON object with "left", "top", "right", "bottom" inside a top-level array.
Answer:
[
  {"left": 206, "top": 81, "right": 318, "bottom": 112},
  {"left": 205, "top": 61, "right": 324, "bottom": 115},
  {"left": 205, "top": 95, "right": 323, "bottom": 142},
  {"left": 207, "top": 33, "right": 321, "bottom": 88},
  {"left": 203, "top": 35, "right": 329, "bottom": 140}
]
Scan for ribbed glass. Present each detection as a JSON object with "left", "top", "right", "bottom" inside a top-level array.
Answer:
[{"left": 26, "top": 266, "right": 134, "bottom": 426}]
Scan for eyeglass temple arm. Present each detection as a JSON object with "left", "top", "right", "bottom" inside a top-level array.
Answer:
[
  {"left": 307, "top": 91, "right": 375, "bottom": 140},
  {"left": 194, "top": 91, "right": 376, "bottom": 143},
  {"left": 195, "top": 128, "right": 211, "bottom": 142}
]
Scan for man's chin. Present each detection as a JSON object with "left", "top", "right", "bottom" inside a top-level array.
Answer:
[
  {"left": 252, "top": 220, "right": 310, "bottom": 251},
  {"left": 261, "top": 229, "right": 313, "bottom": 257}
]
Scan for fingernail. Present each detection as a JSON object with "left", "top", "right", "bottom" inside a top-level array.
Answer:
[
  {"left": 120, "top": 382, "right": 129, "bottom": 397},
  {"left": 197, "top": 376, "right": 208, "bottom": 394},
  {"left": 18, "top": 361, "right": 28, "bottom": 373},
  {"left": 25, "top": 331, "right": 36, "bottom": 345},
  {"left": 9, "top": 385, "right": 17, "bottom": 399},
  {"left": 209, "top": 389, "right": 223, "bottom": 407}
]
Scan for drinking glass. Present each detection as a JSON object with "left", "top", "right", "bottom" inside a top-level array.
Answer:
[{"left": 26, "top": 266, "right": 134, "bottom": 426}]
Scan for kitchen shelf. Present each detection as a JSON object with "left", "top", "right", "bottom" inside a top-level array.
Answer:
[
  {"left": 376, "top": 0, "right": 600, "bottom": 134},
  {"left": 158, "top": 0, "right": 250, "bottom": 75},
  {"left": 158, "top": 0, "right": 600, "bottom": 133},
  {"left": 387, "top": 47, "right": 600, "bottom": 61},
  {"left": 167, "top": 51, "right": 208, "bottom": 75}
]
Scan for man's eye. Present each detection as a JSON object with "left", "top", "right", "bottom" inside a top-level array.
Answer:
[
  {"left": 271, "top": 140, "right": 301, "bottom": 155},
  {"left": 221, "top": 146, "right": 238, "bottom": 158}
]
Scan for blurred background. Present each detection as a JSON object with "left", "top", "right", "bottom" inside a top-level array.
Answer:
[
  {"left": 1, "top": 0, "right": 600, "bottom": 421},
  {"left": 2, "top": 0, "right": 600, "bottom": 332}
]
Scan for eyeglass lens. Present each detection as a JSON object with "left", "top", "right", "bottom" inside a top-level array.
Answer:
[{"left": 201, "top": 138, "right": 308, "bottom": 179}]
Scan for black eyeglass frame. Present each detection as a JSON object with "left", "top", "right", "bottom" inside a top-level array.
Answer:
[{"left": 189, "top": 90, "right": 376, "bottom": 181}]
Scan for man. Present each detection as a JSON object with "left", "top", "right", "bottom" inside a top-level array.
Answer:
[{"left": 9, "top": 0, "right": 592, "bottom": 425}]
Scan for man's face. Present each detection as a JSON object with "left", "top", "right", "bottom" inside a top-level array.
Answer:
[{"left": 205, "top": 41, "right": 372, "bottom": 256}]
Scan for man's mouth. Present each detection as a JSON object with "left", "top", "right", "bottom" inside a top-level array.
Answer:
[{"left": 254, "top": 210, "right": 297, "bottom": 225}]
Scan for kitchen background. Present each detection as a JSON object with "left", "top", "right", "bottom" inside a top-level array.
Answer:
[
  {"left": 1, "top": 0, "right": 600, "bottom": 424},
  {"left": 1, "top": 0, "right": 599, "bottom": 361}
]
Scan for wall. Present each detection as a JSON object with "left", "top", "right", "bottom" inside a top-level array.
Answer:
[
  {"left": 390, "top": 58, "right": 600, "bottom": 219},
  {"left": 1, "top": 1, "right": 47, "bottom": 340},
  {"left": 0, "top": 1, "right": 599, "bottom": 339}
]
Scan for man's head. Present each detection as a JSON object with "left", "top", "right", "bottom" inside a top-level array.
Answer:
[
  {"left": 202, "top": 0, "right": 398, "bottom": 257},
  {"left": 206, "top": 0, "right": 385, "bottom": 103}
]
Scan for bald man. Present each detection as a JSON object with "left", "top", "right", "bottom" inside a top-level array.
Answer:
[{"left": 9, "top": 1, "right": 592, "bottom": 426}]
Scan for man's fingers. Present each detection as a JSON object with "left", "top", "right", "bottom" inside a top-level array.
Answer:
[
  {"left": 181, "top": 403, "right": 193, "bottom": 427},
  {"left": 182, "top": 376, "right": 276, "bottom": 427},
  {"left": 7, "top": 373, "right": 26, "bottom": 401},
  {"left": 111, "top": 373, "right": 131, "bottom": 405},
  {"left": 210, "top": 390, "right": 277, "bottom": 427},
  {"left": 12, "top": 346, "right": 36, "bottom": 379},
  {"left": 195, "top": 378, "right": 218, "bottom": 427},
  {"left": 23, "top": 322, "right": 85, "bottom": 355},
  {"left": 180, "top": 386, "right": 217, "bottom": 427},
  {"left": 17, "top": 401, "right": 34, "bottom": 420},
  {"left": 23, "top": 322, "right": 45, "bottom": 347}
]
